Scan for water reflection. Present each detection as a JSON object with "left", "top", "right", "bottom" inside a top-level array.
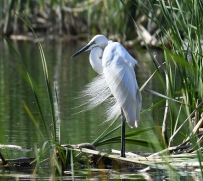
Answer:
[{"left": 0, "top": 39, "right": 164, "bottom": 158}]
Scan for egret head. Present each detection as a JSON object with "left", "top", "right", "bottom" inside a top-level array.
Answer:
[{"left": 71, "top": 35, "right": 108, "bottom": 58}]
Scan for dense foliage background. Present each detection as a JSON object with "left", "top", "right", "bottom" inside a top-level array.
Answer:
[{"left": 1, "top": 0, "right": 160, "bottom": 42}]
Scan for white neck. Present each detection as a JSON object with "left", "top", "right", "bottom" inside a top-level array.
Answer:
[{"left": 89, "top": 47, "right": 104, "bottom": 74}]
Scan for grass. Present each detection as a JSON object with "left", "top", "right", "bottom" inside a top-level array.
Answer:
[
  {"left": 128, "top": 0, "right": 203, "bottom": 179},
  {"left": 1, "top": 12, "right": 64, "bottom": 178}
]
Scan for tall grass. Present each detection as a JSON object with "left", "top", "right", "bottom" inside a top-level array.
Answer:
[
  {"left": 149, "top": 0, "right": 202, "bottom": 143},
  {"left": 1, "top": 12, "right": 64, "bottom": 177},
  {"left": 124, "top": 0, "right": 203, "bottom": 178}
]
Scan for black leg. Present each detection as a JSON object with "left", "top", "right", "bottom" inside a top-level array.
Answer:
[{"left": 121, "top": 109, "right": 126, "bottom": 157}]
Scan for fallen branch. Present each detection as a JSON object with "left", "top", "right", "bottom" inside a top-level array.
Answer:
[{"left": 70, "top": 147, "right": 166, "bottom": 169}]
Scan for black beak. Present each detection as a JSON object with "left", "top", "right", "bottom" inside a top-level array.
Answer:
[{"left": 71, "top": 44, "right": 90, "bottom": 58}]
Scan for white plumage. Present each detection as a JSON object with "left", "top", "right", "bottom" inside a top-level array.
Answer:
[
  {"left": 102, "top": 41, "right": 142, "bottom": 128},
  {"left": 71, "top": 34, "right": 142, "bottom": 156},
  {"left": 72, "top": 35, "right": 141, "bottom": 127}
]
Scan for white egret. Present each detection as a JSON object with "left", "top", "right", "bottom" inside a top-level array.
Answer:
[{"left": 71, "top": 35, "right": 142, "bottom": 157}]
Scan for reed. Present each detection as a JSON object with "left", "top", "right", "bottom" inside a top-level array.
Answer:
[
  {"left": 1, "top": 13, "right": 64, "bottom": 178},
  {"left": 121, "top": 0, "right": 203, "bottom": 179}
]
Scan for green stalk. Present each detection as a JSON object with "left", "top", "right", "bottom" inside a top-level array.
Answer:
[
  {"left": 13, "top": 12, "right": 57, "bottom": 141},
  {"left": 1, "top": 34, "right": 49, "bottom": 140}
]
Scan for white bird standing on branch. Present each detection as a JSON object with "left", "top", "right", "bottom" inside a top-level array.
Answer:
[{"left": 71, "top": 35, "right": 142, "bottom": 157}]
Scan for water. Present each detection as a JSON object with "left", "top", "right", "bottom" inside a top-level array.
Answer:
[{"left": 0, "top": 39, "right": 164, "bottom": 160}]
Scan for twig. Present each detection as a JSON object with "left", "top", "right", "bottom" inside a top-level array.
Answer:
[
  {"left": 187, "top": 116, "right": 203, "bottom": 141},
  {"left": 144, "top": 89, "right": 183, "bottom": 104},
  {"left": 194, "top": 99, "right": 199, "bottom": 128},
  {"left": 154, "top": 55, "right": 169, "bottom": 145},
  {"left": 149, "top": 145, "right": 191, "bottom": 157},
  {"left": 0, "top": 152, "right": 7, "bottom": 165},
  {"left": 169, "top": 101, "right": 203, "bottom": 147},
  {"left": 186, "top": 135, "right": 203, "bottom": 153},
  {"left": 179, "top": 115, "right": 203, "bottom": 148},
  {"left": 147, "top": 55, "right": 169, "bottom": 145}
]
